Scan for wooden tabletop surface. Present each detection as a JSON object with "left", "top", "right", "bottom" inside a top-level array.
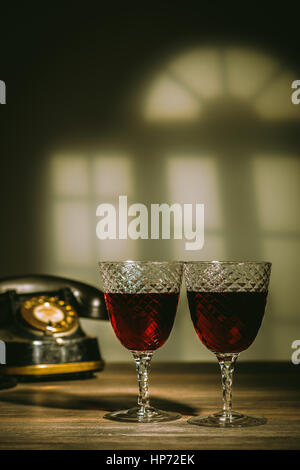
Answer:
[{"left": 0, "top": 362, "right": 299, "bottom": 450}]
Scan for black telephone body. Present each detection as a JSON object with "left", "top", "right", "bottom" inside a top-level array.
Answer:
[{"left": 0, "top": 274, "right": 108, "bottom": 381}]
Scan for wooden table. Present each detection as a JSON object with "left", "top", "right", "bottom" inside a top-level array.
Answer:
[{"left": 0, "top": 362, "right": 299, "bottom": 450}]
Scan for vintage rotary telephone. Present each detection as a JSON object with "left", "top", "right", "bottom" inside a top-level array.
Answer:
[{"left": 0, "top": 274, "right": 108, "bottom": 381}]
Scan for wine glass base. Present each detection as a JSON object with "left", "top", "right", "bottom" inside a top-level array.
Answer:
[
  {"left": 188, "top": 410, "right": 267, "bottom": 428},
  {"left": 104, "top": 406, "right": 181, "bottom": 423}
]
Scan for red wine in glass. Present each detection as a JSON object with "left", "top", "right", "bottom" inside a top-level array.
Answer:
[
  {"left": 104, "top": 292, "right": 179, "bottom": 351},
  {"left": 99, "top": 260, "right": 183, "bottom": 423},
  {"left": 187, "top": 291, "right": 267, "bottom": 353},
  {"left": 184, "top": 261, "right": 271, "bottom": 428}
]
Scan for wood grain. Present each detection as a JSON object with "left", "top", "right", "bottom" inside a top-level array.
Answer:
[{"left": 0, "top": 362, "right": 299, "bottom": 450}]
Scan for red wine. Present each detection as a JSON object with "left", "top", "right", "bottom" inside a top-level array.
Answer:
[
  {"left": 104, "top": 292, "right": 179, "bottom": 351},
  {"left": 187, "top": 291, "right": 267, "bottom": 353}
]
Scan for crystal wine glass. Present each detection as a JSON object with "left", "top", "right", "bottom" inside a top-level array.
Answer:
[
  {"left": 183, "top": 261, "right": 271, "bottom": 427},
  {"left": 99, "top": 260, "right": 183, "bottom": 423}
]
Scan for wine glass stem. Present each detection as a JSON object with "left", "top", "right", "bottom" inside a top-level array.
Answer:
[
  {"left": 216, "top": 353, "right": 239, "bottom": 418},
  {"left": 132, "top": 351, "right": 153, "bottom": 414}
]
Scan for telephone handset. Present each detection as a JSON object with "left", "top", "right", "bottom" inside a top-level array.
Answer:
[{"left": 0, "top": 274, "right": 108, "bottom": 380}]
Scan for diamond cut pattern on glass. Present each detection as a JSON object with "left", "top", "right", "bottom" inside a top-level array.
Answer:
[
  {"left": 184, "top": 262, "right": 271, "bottom": 292},
  {"left": 99, "top": 261, "right": 183, "bottom": 293}
]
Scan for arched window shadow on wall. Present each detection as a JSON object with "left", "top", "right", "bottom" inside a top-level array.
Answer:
[
  {"left": 44, "top": 45, "right": 300, "bottom": 361},
  {"left": 134, "top": 45, "right": 300, "bottom": 362},
  {"left": 40, "top": 152, "right": 138, "bottom": 362},
  {"left": 47, "top": 151, "right": 138, "bottom": 281}
]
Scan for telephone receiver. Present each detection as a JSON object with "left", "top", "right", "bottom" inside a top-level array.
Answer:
[{"left": 0, "top": 274, "right": 109, "bottom": 381}]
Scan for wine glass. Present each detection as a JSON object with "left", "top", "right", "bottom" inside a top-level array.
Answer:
[
  {"left": 98, "top": 260, "right": 183, "bottom": 423},
  {"left": 183, "top": 261, "right": 271, "bottom": 427}
]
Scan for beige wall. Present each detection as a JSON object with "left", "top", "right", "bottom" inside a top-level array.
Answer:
[{"left": 32, "top": 45, "right": 300, "bottom": 362}]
